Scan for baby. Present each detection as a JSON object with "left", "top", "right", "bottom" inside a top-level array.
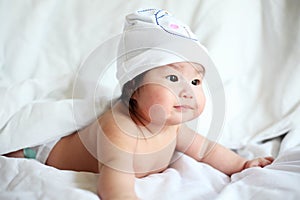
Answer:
[{"left": 5, "top": 9, "right": 274, "bottom": 199}]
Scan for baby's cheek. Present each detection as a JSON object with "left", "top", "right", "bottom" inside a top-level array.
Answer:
[
  {"left": 197, "top": 95, "right": 206, "bottom": 113},
  {"left": 148, "top": 104, "right": 167, "bottom": 122},
  {"left": 195, "top": 107, "right": 204, "bottom": 117}
]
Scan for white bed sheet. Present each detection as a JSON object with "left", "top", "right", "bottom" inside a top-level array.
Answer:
[
  {"left": 1, "top": 142, "right": 300, "bottom": 200},
  {"left": 1, "top": 0, "right": 300, "bottom": 199}
]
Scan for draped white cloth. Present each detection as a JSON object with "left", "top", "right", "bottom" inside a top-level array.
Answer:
[{"left": 0, "top": 0, "right": 299, "bottom": 199}]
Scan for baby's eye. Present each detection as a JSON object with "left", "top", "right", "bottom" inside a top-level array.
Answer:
[
  {"left": 191, "top": 79, "right": 201, "bottom": 86},
  {"left": 166, "top": 75, "right": 179, "bottom": 82}
]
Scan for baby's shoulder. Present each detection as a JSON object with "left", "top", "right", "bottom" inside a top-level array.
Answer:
[
  {"left": 97, "top": 102, "right": 140, "bottom": 147},
  {"left": 99, "top": 102, "right": 135, "bottom": 129}
]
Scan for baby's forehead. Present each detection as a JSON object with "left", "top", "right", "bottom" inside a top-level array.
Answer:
[{"left": 158, "top": 62, "right": 205, "bottom": 75}]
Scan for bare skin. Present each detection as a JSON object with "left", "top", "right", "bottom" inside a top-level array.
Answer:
[
  {"left": 5, "top": 105, "right": 273, "bottom": 199},
  {"left": 4, "top": 63, "right": 274, "bottom": 200}
]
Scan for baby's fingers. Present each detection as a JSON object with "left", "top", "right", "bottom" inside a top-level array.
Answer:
[
  {"left": 258, "top": 157, "right": 273, "bottom": 167},
  {"left": 244, "top": 156, "right": 274, "bottom": 169},
  {"left": 264, "top": 156, "right": 275, "bottom": 163}
]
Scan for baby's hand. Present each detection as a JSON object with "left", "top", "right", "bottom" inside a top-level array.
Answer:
[{"left": 244, "top": 156, "right": 274, "bottom": 169}]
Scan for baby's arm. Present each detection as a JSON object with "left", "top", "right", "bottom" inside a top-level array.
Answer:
[
  {"left": 198, "top": 141, "right": 273, "bottom": 175},
  {"left": 98, "top": 165, "right": 138, "bottom": 200},
  {"left": 176, "top": 125, "right": 273, "bottom": 175},
  {"left": 97, "top": 114, "right": 140, "bottom": 199}
]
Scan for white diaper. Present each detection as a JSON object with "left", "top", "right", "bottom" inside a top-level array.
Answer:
[{"left": 23, "top": 139, "right": 60, "bottom": 164}]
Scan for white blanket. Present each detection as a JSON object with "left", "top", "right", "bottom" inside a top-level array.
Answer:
[
  {"left": 1, "top": 0, "right": 300, "bottom": 199},
  {"left": 1, "top": 143, "right": 300, "bottom": 200}
]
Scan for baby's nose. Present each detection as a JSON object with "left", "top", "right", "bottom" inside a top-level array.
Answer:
[
  {"left": 179, "top": 84, "right": 193, "bottom": 99},
  {"left": 180, "top": 91, "right": 193, "bottom": 99}
]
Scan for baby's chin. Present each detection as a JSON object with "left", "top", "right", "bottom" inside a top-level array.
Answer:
[{"left": 165, "top": 114, "right": 201, "bottom": 126}]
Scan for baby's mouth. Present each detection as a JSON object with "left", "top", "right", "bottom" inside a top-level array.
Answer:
[{"left": 173, "top": 105, "right": 193, "bottom": 111}]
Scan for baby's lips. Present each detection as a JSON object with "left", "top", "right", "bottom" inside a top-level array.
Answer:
[{"left": 173, "top": 105, "right": 194, "bottom": 111}]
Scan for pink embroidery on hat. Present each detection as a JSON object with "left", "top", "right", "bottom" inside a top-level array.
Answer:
[{"left": 170, "top": 24, "right": 179, "bottom": 29}]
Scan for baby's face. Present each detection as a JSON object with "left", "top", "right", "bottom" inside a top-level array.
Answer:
[{"left": 132, "top": 62, "right": 206, "bottom": 126}]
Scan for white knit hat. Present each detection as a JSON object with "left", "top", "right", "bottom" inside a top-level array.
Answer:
[{"left": 116, "top": 8, "right": 215, "bottom": 88}]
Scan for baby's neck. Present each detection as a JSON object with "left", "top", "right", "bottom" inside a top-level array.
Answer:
[{"left": 131, "top": 115, "right": 178, "bottom": 138}]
